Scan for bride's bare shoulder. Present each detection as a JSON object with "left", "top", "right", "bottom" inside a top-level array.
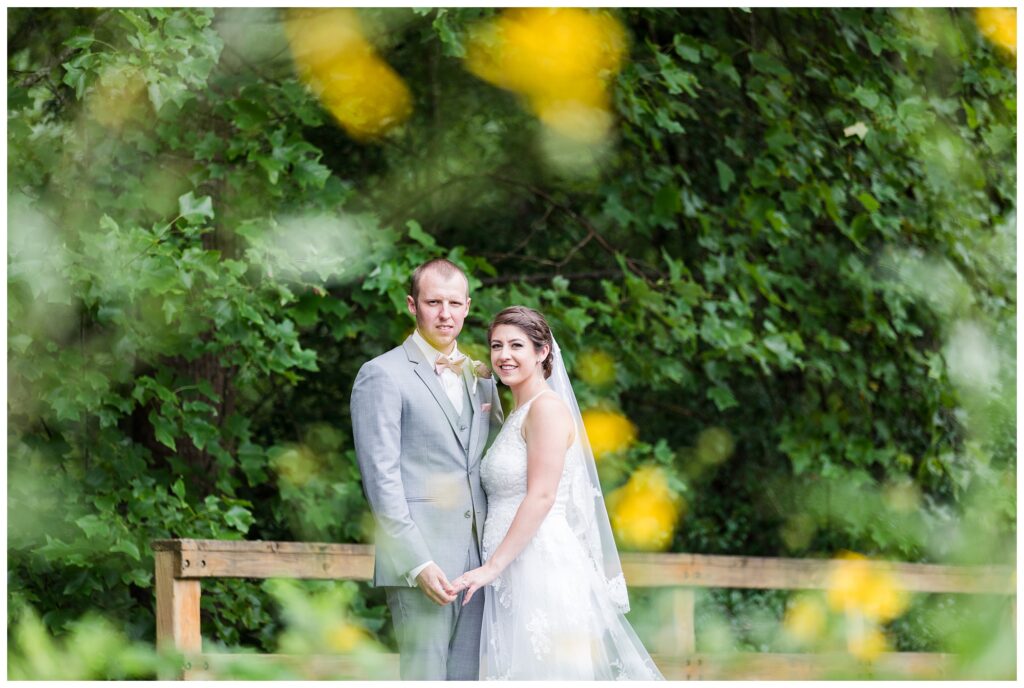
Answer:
[{"left": 524, "top": 391, "right": 573, "bottom": 433}]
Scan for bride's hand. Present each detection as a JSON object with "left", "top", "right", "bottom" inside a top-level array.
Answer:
[{"left": 451, "top": 561, "right": 500, "bottom": 606}]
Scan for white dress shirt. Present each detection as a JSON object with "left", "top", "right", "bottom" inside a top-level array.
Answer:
[
  {"left": 405, "top": 329, "right": 469, "bottom": 585},
  {"left": 411, "top": 329, "right": 466, "bottom": 415}
]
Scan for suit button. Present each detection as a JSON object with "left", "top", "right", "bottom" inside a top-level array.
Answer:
[
  {"left": 460, "top": 425, "right": 467, "bottom": 431},
  {"left": 464, "top": 510, "right": 471, "bottom": 519}
]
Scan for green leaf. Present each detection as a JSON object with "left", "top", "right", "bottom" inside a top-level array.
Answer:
[
  {"left": 111, "top": 539, "right": 141, "bottom": 561},
  {"left": 673, "top": 35, "right": 702, "bottom": 63},
  {"left": 748, "top": 51, "right": 791, "bottom": 80},
  {"left": 178, "top": 191, "right": 214, "bottom": 222},
  {"left": 863, "top": 29, "right": 883, "bottom": 56},
  {"left": 407, "top": 220, "right": 436, "bottom": 248},
  {"left": 433, "top": 12, "right": 465, "bottom": 57},
  {"left": 149, "top": 411, "right": 177, "bottom": 451},
  {"left": 852, "top": 86, "right": 880, "bottom": 110},
  {"left": 856, "top": 192, "right": 880, "bottom": 213},
  {"left": 63, "top": 31, "right": 95, "bottom": 50},
  {"left": 707, "top": 384, "right": 738, "bottom": 411},
  {"left": 122, "top": 568, "right": 153, "bottom": 587},
  {"left": 224, "top": 505, "right": 254, "bottom": 534},
  {"left": 982, "top": 124, "right": 1013, "bottom": 155},
  {"left": 961, "top": 99, "right": 978, "bottom": 130},
  {"left": 171, "top": 478, "right": 186, "bottom": 501},
  {"left": 10, "top": 334, "right": 33, "bottom": 354},
  {"left": 715, "top": 159, "right": 735, "bottom": 192},
  {"left": 75, "top": 514, "right": 111, "bottom": 540},
  {"left": 653, "top": 185, "right": 680, "bottom": 219},
  {"left": 713, "top": 59, "right": 741, "bottom": 87}
]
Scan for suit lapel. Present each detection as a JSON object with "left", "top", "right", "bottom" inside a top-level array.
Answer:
[
  {"left": 464, "top": 364, "right": 482, "bottom": 462},
  {"left": 404, "top": 337, "right": 468, "bottom": 450}
]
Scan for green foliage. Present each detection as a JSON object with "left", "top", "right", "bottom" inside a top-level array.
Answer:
[
  {"left": 7, "top": 605, "right": 175, "bottom": 679},
  {"left": 7, "top": 6, "right": 1014, "bottom": 668}
]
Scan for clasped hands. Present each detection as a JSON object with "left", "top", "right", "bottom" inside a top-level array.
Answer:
[{"left": 416, "top": 561, "right": 499, "bottom": 606}]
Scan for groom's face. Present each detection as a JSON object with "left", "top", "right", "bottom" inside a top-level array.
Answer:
[{"left": 407, "top": 268, "right": 470, "bottom": 353}]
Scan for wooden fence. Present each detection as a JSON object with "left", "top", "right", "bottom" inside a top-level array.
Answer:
[{"left": 152, "top": 538, "right": 1015, "bottom": 680}]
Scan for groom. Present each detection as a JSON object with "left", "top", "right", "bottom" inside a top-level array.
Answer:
[{"left": 350, "top": 258, "right": 503, "bottom": 680}]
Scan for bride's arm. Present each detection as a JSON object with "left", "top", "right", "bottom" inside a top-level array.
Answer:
[{"left": 453, "top": 393, "right": 573, "bottom": 604}]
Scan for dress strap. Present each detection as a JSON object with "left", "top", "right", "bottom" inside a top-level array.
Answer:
[{"left": 512, "top": 388, "right": 553, "bottom": 416}]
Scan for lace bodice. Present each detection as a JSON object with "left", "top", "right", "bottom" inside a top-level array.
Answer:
[{"left": 480, "top": 391, "right": 580, "bottom": 548}]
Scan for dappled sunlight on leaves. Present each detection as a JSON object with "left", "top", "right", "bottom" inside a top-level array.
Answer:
[
  {"left": 943, "top": 320, "right": 1002, "bottom": 394},
  {"left": 7, "top": 194, "right": 75, "bottom": 341},
  {"left": 284, "top": 8, "right": 411, "bottom": 141},
  {"left": 244, "top": 212, "right": 376, "bottom": 286}
]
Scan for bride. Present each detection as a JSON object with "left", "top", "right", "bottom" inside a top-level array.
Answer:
[{"left": 450, "top": 306, "right": 663, "bottom": 680}]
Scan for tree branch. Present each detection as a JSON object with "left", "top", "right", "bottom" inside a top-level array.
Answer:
[{"left": 480, "top": 269, "right": 622, "bottom": 285}]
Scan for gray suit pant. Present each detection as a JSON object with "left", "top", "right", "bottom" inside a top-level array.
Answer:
[{"left": 385, "top": 544, "right": 484, "bottom": 680}]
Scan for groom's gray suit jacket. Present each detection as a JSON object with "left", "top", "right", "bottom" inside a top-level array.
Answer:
[{"left": 351, "top": 336, "right": 504, "bottom": 586}]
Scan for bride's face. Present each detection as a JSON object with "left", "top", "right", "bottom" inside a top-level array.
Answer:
[{"left": 489, "top": 324, "right": 547, "bottom": 387}]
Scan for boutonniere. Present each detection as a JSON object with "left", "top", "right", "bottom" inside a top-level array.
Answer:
[{"left": 469, "top": 359, "right": 491, "bottom": 394}]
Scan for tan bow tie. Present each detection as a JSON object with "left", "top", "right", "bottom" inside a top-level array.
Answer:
[{"left": 434, "top": 354, "right": 466, "bottom": 376}]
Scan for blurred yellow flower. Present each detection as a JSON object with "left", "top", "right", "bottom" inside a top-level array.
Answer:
[
  {"left": 976, "top": 8, "right": 1016, "bottom": 55},
  {"left": 87, "top": 64, "right": 148, "bottom": 129},
  {"left": 270, "top": 445, "right": 320, "bottom": 487},
  {"left": 577, "top": 349, "right": 617, "bottom": 387},
  {"left": 582, "top": 409, "right": 637, "bottom": 459},
  {"left": 847, "top": 625, "right": 888, "bottom": 662},
  {"left": 284, "top": 9, "right": 411, "bottom": 140},
  {"left": 783, "top": 594, "right": 827, "bottom": 644},
  {"left": 826, "top": 552, "right": 908, "bottom": 622},
  {"left": 326, "top": 621, "right": 368, "bottom": 653},
  {"left": 607, "top": 465, "right": 683, "bottom": 551},
  {"left": 465, "top": 8, "right": 626, "bottom": 141}
]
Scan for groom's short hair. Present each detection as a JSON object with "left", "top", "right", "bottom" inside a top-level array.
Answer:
[{"left": 409, "top": 258, "right": 468, "bottom": 301}]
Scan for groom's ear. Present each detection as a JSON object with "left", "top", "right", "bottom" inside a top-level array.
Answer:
[{"left": 406, "top": 294, "right": 416, "bottom": 315}]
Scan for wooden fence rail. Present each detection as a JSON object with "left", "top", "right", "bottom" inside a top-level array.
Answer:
[{"left": 152, "top": 538, "right": 1015, "bottom": 680}]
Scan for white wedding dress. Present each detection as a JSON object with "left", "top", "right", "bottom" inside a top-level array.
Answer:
[{"left": 479, "top": 390, "right": 663, "bottom": 680}]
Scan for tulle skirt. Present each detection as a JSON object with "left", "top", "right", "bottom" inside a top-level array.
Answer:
[{"left": 479, "top": 511, "right": 663, "bottom": 680}]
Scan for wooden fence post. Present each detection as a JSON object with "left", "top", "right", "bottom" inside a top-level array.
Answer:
[
  {"left": 655, "top": 585, "right": 696, "bottom": 655},
  {"left": 669, "top": 588, "right": 697, "bottom": 655},
  {"left": 155, "top": 548, "right": 202, "bottom": 679}
]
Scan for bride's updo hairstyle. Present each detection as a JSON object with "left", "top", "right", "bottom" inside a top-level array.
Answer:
[{"left": 488, "top": 306, "right": 554, "bottom": 379}]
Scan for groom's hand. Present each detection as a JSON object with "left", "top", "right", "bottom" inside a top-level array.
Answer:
[{"left": 415, "top": 563, "right": 457, "bottom": 605}]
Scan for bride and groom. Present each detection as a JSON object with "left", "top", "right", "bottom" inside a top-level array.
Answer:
[{"left": 351, "top": 258, "right": 662, "bottom": 680}]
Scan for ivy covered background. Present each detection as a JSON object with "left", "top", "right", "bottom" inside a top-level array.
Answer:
[{"left": 6, "top": 7, "right": 1015, "bottom": 677}]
